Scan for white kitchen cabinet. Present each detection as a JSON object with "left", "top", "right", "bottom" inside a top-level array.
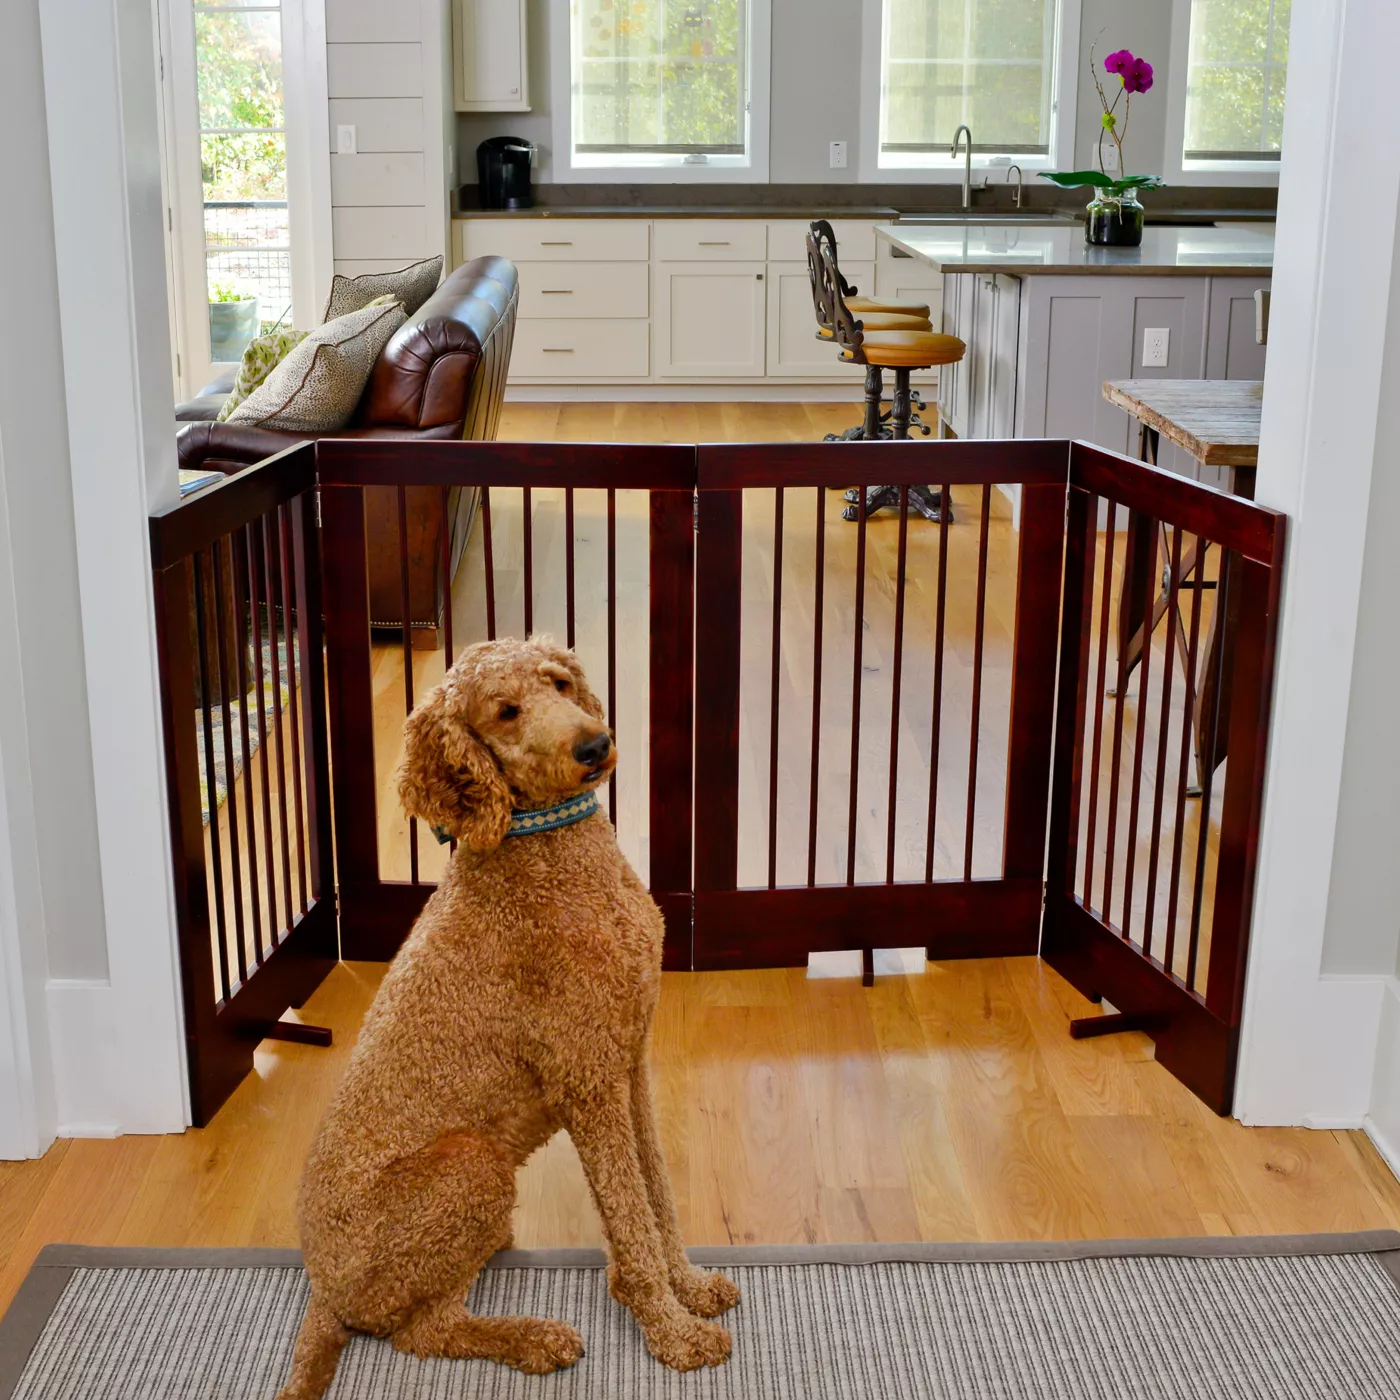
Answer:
[
  {"left": 765, "top": 260, "right": 870, "bottom": 380},
  {"left": 874, "top": 236, "right": 943, "bottom": 387},
  {"left": 514, "top": 262, "right": 649, "bottom": 320},
  {"left": 512, "top": 320, "right": 650, "bottom": 379},
  {"left": 653, "top": 221, "right": 767, "bottom": 261},
  {"left": 454, "top": 0, "right": 529, "bottom": 112},
  {"left": 654, "top": 262, "right": 768, "bottom": 378}
]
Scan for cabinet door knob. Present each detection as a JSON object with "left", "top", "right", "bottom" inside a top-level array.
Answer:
[{"left": 756, "top": 274, "right": 763, "bottom": 281}]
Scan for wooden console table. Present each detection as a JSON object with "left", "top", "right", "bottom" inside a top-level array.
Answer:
[{"left": 1102, "top": 379, "right": 1263, "bottom": 790}]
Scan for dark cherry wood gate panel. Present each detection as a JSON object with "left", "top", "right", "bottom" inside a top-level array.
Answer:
[
  {"left": 692, "top": 441, "right": 1068, "bottom": 977},
  {"left": 150, "top": 443, "right": 337, "bottom": 1126},
  {"left": 1043, "top": 441, "right": 1286, "bottom": 1114},
  {"left": 315, "top": 440, "right": 696, "bottom": 966}
]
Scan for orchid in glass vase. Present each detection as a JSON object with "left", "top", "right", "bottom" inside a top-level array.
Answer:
[{"left": 1039, "top": 40, "right": 1164, "bottom": 247}]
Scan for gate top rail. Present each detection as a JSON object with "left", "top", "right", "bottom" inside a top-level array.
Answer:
[
  {"left": 699, "top": 438, "right": 1073, "bottom": 490},
  {"left": 1070, "top": 441, "right": 1284, "bottom": 565},
  {"left": 315, "top": 439, "right": 696, "bottom": 490},
  {"left": 150, "top": 442, "right": 316, "bottom": 568}
]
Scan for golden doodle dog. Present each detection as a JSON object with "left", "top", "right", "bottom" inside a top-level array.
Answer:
[{"left": 275, "top": 637, "right": 738, "bottom": 1399}]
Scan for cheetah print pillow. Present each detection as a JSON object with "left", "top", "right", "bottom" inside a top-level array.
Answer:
[
  {"left": 225, "top": 296, "right": 406, "bottom": 434},
  {"left": 320, "top": 256, "right": 443, "bottom": 323}
]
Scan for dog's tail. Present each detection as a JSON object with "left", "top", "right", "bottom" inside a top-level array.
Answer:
[{"left": 274, "top": 1290, "right": 350, "bottom": 1400}]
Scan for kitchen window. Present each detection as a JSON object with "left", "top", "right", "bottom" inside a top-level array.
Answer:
[
  {"left": 554, "top": 0, "right": 770, "bottom": 180},
  {"left": 870, "top": 0, "right": 1076, "bottom": 172},
  {"left": 1182, "top": 0, "right": 1289, "bottom": 164}
]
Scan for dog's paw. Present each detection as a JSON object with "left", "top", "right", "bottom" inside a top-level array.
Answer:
[
  {"left": 505, "top": 1318, "right": 585, "bottom": 1374},
  {"left": 644, "top": 1313, "right": 732, "bottom": 1371},
  {"left": 673, "top": 1267, "right": 741, "bottom": 1318}
]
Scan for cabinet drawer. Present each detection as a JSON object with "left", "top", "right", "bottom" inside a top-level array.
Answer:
[
  {"left": 511, "top": 319, "right": 650, "bottom": 378},
  {"left": 458, "top": 219, "right": 650, "bottom": 263},
  {"left": 653, "top": 220, "right": 766, "bottom": 261},
  {"left": 766, "top": 219, "right": 877, "bottom": 263},
  {"left": 517, "top": 262, "right": 649, "bottom": 319}
]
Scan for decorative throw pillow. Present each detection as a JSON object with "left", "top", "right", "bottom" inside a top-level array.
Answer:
[
  {"left": 215, "top": 328, "right": 308, "bottom": 422},
  {"left": 226, "top": 296, "right": 406, "bottom": 433},
  {"left": 320, "top": 256, "right": 443, "bottom": 323}
]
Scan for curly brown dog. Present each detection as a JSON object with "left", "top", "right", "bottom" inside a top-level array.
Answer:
[{"left": 273, "top": 637, "right": 738, "bottom": 1399}]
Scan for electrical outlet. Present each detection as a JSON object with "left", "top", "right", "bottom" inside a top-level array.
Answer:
[
  {"left": 1142, "top": 327, "right": 1170, "bottom": 367},
  {"left": 336, "top": 124, "right": 357, "bottom": 156},
  {"left": 1100, "top": 142, "right": 1120, "bottom": 172},
  {"left": 829, "top": 140, "right": 848, "bottom": 170}
]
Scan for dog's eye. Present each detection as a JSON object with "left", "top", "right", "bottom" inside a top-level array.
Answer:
[
  {"left": 498, "top": 704, "right": 519, "bottom": 721},
  {"left": 554, "top": 677, "right": 570, "bottom": 693}
]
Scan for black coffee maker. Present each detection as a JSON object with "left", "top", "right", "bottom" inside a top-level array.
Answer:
[{"left": 476, "top": 136, "right": 535, "bottom": 210}]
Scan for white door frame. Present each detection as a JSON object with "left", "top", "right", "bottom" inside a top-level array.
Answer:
[{"left": 1235, "top": 0, "right": 1400, "bottom": 1126}]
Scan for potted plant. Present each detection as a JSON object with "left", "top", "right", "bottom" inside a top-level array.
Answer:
[
  {"left": 208, "top": 275, "right": 261, "bottom": 363},
  {"left": 1040, "top": 42, "right": 1163, "bottom": 247}
]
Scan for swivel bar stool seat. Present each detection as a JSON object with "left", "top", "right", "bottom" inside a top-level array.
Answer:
[{"left": 818, "top": 240, "right": 966, "bottom": 522}]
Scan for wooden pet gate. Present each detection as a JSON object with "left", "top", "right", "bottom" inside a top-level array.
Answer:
[{"left": 150, "top": 437, "right": 1285, "bottom": 1125}]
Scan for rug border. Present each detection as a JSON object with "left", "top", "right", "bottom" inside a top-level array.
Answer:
[{"left": 4, "top": 1233, "right": 1399, "bottom": 1400}]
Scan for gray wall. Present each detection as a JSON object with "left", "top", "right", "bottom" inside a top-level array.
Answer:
[
  {"left": 1319, "top": 202, "right": 1400, "bottom": 977},
  {"left": 457, "top": 0, "right": 1189, "bottom": 189},
  {"left": 0, "top": 0, "right": 109, "bottom": 982}
]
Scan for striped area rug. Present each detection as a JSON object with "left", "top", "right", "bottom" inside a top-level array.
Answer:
[{"left": 4, "top": 1238, "right": 1400, "bottom": 1399}]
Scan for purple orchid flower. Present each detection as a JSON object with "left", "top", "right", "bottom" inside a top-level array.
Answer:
[
  {"left": 1104, "top": 48, "right": 1134, "bottom": 77},
  {"left": 1124, "top": 56, "right": 1154, "bottom": 94}
]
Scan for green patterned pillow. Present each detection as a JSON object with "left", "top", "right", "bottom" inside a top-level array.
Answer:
[{"left": 216, "top": 328, "right": 309, "bottom": 422}]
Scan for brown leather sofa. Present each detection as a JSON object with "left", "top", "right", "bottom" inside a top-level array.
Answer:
[{"left": 177, "top": 256, "right": 519, "bottom": 646}]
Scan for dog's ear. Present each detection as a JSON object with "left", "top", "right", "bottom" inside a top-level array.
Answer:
[
  {"left": 535, "top": 638, "right": 606, "bottom": 723},
  {"left": 397, "top": 684, "right": 512, "bottom": 852}
]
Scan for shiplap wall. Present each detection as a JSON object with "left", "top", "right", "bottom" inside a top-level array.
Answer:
[{"left": 325, "top": 0, "right": 447, "bottom": 278}]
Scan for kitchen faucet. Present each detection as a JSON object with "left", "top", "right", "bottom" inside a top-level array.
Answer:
[
  {"left": 951, "top": 125, "right": 974, "bottom": 210},
  {"left": 1003, "top": 163, "right": 1024, "bottom": 210}
]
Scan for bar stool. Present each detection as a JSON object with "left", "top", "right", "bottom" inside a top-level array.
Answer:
[
  {"left": 817, "top": 241, "right": 966, "bottom": 522},
  {"left": 806, "top": 220, "right": 934, "bottom": 441}
]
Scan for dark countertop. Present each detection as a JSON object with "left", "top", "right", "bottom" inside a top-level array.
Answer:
[{"left": 453, "top": 205, "right": 902, "bottom": 220}]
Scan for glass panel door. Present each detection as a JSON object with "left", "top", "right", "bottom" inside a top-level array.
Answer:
[{"left": 194, "top": 0, "right": 293, "bottom": 364}]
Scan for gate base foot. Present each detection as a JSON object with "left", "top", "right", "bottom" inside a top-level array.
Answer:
[
  {"left": 248, "top": 1019, "right": 333, "bottom": 1048},
  {"left": 861, "top": 948, "right": 874, "bottom": 987},
  {"left": 1069, "top": 1011, "right": 1156, "bottom": 1040}
]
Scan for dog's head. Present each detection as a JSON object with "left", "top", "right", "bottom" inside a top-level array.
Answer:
[{"left": 397, "top": 636, "right": 614, "bottom": 852}]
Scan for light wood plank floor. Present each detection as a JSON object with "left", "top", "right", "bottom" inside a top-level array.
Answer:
[{"left": 6, "top": 405, "right": 1393, "bottom": 1315}]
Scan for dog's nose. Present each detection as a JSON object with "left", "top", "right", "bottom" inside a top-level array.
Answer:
[{"left": 573, "top": 732, "right": 611, "bottom": 767}]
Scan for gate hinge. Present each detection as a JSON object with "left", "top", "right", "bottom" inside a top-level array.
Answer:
[
  {"left": 693, "top": 492, "right": 699, "bottom": 534},
  {"left": 315, "top": 490, "right": 323, "bottom": 527}
]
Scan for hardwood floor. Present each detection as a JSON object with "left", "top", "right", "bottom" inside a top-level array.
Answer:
[
  {"left": 5, "top": 956, "right": 1400, "bottom": 1315},
  {"left": 4, "top": 404, "right": 1391, "bottom": 1316}
]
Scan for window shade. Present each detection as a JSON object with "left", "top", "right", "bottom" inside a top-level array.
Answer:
[
  {"left": 573, "top": 0, "right": 748, "bottom": 156},
  {"left": 880, "top": 0, "right": 1057, "bottom": 156},
  {"left": 1184, "top": 0, "right": 1289, "bottom": 161}
]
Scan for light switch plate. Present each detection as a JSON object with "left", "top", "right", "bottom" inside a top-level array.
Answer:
[
  {"left": 1142, "top": 327, "right": 1170, "bottom": 367},
  {"left": 829, "top": 140, "right": 848, "bottom": 170},
  {"left": 336, "top": 124, "right": 357, "bottom": 156}
]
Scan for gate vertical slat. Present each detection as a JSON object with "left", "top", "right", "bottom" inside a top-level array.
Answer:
[
  {"left": 292, "top": 491, "right": 335, "bottom": 914},
  {"left": 649, "top": 488, "right": 697, "bottom": 969},
  {"left": 1206, "top": 544, "right": 1285, "bottom": 1025},
  {"left": 693, "top": 488, "right": 744, "bottom": 900},
  {"left": 321, "top": 482, "right": 383, "bottom": 955},
  {"left": 1003, "top": 480, "right": 1069, "bottom": 885}
]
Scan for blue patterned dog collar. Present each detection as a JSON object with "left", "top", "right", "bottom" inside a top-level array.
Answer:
[
  {"left": 431, "top": 790, "right": 601, "bottom": 845},
  {"left": 504, "top": 790, "right": 601, "bottom": 838}
]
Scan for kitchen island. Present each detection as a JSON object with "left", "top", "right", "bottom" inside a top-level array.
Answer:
[{"left": 874, "top": 223, "right": 1274, "bottom": 486}]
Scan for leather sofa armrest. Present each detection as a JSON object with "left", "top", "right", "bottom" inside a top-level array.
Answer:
[{"left": 176, "top": 421, "right": 466, "bottom": 475}]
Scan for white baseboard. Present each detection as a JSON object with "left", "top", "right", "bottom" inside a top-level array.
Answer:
[
  {"left": 46, "top": 979, "right": 122, "bottom": 1137},
  {"left": 1362, "top": 978, "right": 1400, "bottom": 1183},
  {"left": 1235, "top": 972, "right": 1390, "bottom": 1125},
  {"left": 503, "top": 382, "right": 937, "bottom": 404}
]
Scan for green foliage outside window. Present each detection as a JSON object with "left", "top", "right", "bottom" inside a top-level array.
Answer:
[
  {"left": 1184, "top": 0, "right": 1289, "bottom": 157},
  {"left": 196, "top": 8, "right": 286, "bottom": 199},
  {"left": 575, "top": 0, "right": 745, "bottom": 152},
  {"left": 882, "top": 0, "right": 1055, "bottom": 154}
]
